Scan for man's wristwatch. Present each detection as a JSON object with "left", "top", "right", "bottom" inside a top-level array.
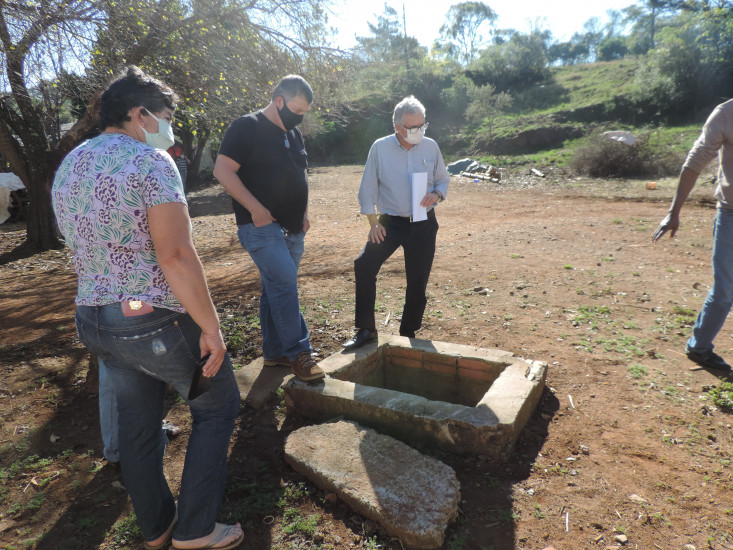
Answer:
[{"left": 433, "top": 190, "right": 444, "bottom": 202}]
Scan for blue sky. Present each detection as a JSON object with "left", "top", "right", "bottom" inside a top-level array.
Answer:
[{"left": 330, "top": 0, "right": 637, "bottom": 49}]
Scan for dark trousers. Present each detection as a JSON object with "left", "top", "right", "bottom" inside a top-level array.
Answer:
[{"left": 354, "top": 210, "right": 439, "bottom": 336}]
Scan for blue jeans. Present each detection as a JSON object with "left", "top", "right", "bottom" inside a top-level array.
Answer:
[
  {"left": 98, "top": 358, "right": 169, "bottom": 463},
  {"left": 688, "top": 208, "right": 733, "bottom": 354},
  {"left": 75, "top": 304, "right": 241, "bottom": 542},
  {"left": 237, "top": 223, "right": 310, "bottom": 360},
  {"left": 98, "top": 357, "right": 120, "bottom": 462}
]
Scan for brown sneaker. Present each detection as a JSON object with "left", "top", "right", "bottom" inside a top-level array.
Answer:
[{"left": 291, "top": 352, "right": 325, "bottom": 381}]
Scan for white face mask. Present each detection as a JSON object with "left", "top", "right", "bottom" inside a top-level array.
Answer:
[
  {"left": 142, "top": 110, "right": 175, "bottom": 150},
  {"left": 404, "top": 127, "right": 425, "bottom": 145}
]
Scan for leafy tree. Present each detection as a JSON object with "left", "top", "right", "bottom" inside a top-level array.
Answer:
[
  {"left": 434, "top": 1, "right": 497, "bottom": 66},
  {"left": 355, "top": 4, "right": 425, "bottom": 66},
  {"left": 0, "top": 0, "right": 104, "bottom": 255},
  {"left": 597, "top": 37, "right": 630, "bottom": 60},
  {"left": 547, "top": 41, "right": 589, "bottom": 65},
  {"left": 623, "top": 0, "right": 682, "bottom": 53},
  {"left": 631, "top": 9, "right": 733, "bottom": 120},
  {"left": 0, "top": 0, "right": 338, "bottom": 258},
  {"left": 465, "top": 83, "right": 512, "bottom": 139},
  {"left": 468, "top": 30, "right": 550, "bottom": 92}
]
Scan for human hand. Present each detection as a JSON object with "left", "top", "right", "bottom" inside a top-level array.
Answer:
[
  {"left": 368, "top": 223, "right": 386, "bottom": 244},
  {"left": 199, "top": 330, "right": 227, "bottom": 377},
  {"left": 252, "top": 206, "right": 276, "bottom": 227},
  {"left": 420, "top": 191, "right": 440, "bottom": 208},
  {"left": 651, "top": 212, "right": 680, "bottom": 243},
  {"left": 303, "top": 214, "right": 310, "bottom": 233}
]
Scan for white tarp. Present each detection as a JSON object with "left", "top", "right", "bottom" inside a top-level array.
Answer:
[
  {"left": 602, "top": 130, "right": 636, "bottom": 146},
  {"left": 0, "top": 172, "right": 25, "bottom": 224}
]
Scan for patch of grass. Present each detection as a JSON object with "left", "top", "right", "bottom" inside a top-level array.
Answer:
[
  {"left": 707, "top": 382, "right": 733, "bottom": 412},
  {"left": 0, "top": 454, "right": 55, "bottom": 482},
  {"left": 671, "top": 305, "right": 697, "bottom": 327},
  {"left": 220, "top": 312, "right": 260, "bottom": 357},
  {"left": 278, "top": 482, "right": 311, "bottom": 507},
  {"left": 628, "top": 363, "right": 648, "bottom": 379},
  {"left": 109, "top": 513, "right": 142, "bottom": 547},
  {"left": 571, "top": 305, "right": 612, "bottom": 331},
  {"left": 26, "top": 493, "right": 45, "bottom": 513},
  {"left": 223, "top": 476, "right": 282, "bottom": 528},
  {"left": 75, "top": 513, "right": 100, "bottom": 531},
  {"left": 563, "top": 264, "right": 573, "bottom": 269},
  {"left": 281, "top": 509, "right": 319, "bottom": 537},
  {"left": 533, "top": 504, "right": 545, "bottom": 519},
  {"left": 510, "top": 254, "right": 523, "bottom": 259},
  {"left": 650, "top": 511, "right": 672, "bottom": 527}
]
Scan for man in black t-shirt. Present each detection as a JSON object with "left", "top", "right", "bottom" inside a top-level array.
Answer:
[{"left": 214, "top": 75, "right": 324, "bottom": 381}]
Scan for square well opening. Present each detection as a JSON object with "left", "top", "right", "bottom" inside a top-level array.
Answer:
[
  {"left": 283, "top": 336, "right": 547, "bottom": 458},
  {"left": 332, "top": 344, "right": 508, "bottom": 407}
]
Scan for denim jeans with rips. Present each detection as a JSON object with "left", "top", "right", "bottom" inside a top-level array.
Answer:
[
  {"left": 237, "top": 222, "right": 310, "bottom": 361},
  {"left": 75, "top": 303, "right": 241, "bottom": 542},
  {"left": 688, "top": 207, "right": 733, "bottom": 355}
]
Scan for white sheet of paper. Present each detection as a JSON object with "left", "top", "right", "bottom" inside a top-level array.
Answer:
[{"left": 410, "top": 172, "right": 428, "bottom": 221}]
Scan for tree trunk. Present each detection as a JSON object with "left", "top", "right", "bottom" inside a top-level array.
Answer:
[
  {"left": 18, "top": 166, "right": 63, "bottom": 254},
  {"left": 190, "top": 132, "right": 210, "bottom": 182}
]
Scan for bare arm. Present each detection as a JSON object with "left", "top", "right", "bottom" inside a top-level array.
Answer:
[
  {"left": 651, "top": 167, "right": 700, "bottom": 242},
  {"left": 148, "top": 202, "right": 225, "bottom": 377},
  {"left": 213, "top": 154, "right": 275, "bottom": 227}
]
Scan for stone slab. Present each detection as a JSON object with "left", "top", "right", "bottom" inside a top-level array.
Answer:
[
  {"left": 284, "top": 420, "right": 460, "bottom": 549},
  {"left": 233, "top": 358, "right": 291, "bottom": 409}
]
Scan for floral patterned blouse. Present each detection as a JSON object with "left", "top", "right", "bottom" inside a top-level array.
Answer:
[{"left": 52, "top": 133, "right": 187, "bottom": 311}]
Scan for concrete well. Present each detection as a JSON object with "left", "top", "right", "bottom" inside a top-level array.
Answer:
[{"left": 283, "top": 335, "right": 547, "bottom": 459}]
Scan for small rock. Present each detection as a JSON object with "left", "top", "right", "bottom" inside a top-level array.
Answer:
[
  {"left": 615, "top": 534, "right": 628, "bottom": 544},
  {"left": 629, "top": 493, "right": 647, "bottom": 504},
  {"left": 324, "top": 492, "right": 338, "bottom": 503},
  {"left": 683, "top": 545, "right": 696, "bottom": 550}
]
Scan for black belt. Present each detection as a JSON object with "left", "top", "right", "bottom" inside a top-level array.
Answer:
[{"left": 385, "top": 209, "right": 436, "bottom": 223}]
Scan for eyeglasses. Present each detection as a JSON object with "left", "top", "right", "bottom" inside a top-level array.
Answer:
[{"left": 403, "top": 122, "right": 429, "bottom": 134}]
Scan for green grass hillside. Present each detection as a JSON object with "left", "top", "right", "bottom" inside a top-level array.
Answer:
[{"left": 475, "top": 59, "right": 703, "bottom": 172}]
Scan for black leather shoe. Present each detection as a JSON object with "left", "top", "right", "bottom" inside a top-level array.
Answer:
[
  {"left": 685, "top": 346, "right": 731, "bottom": 371},
  {"left": 343, "top": 328, "right": 378, "bottom": 349}
]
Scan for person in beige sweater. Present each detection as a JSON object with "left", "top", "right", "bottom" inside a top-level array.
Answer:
[{"left": 653, "top": 98, "right": 733, "bottom": 372}]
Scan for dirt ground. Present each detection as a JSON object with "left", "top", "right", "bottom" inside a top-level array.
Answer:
[{"left": 1, "top": 164, "right": 733, "bottom": 550}]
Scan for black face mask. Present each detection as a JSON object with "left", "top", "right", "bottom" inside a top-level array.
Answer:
[{"left": 277, "top": 100, "right": 304, "bottom": 131}]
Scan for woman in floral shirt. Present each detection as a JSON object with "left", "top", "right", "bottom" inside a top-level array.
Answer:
[{"left": 52, "top": 67, "right": 243, "bottom": 550}]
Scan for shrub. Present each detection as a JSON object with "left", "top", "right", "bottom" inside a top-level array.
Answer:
[{"left": 570, "top": 131, "right": 683, "bottom": 178}]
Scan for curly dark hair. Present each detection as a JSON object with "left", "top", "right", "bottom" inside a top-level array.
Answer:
[{"left": 99, "top": 66, "right": 179, "bottom": 130}]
